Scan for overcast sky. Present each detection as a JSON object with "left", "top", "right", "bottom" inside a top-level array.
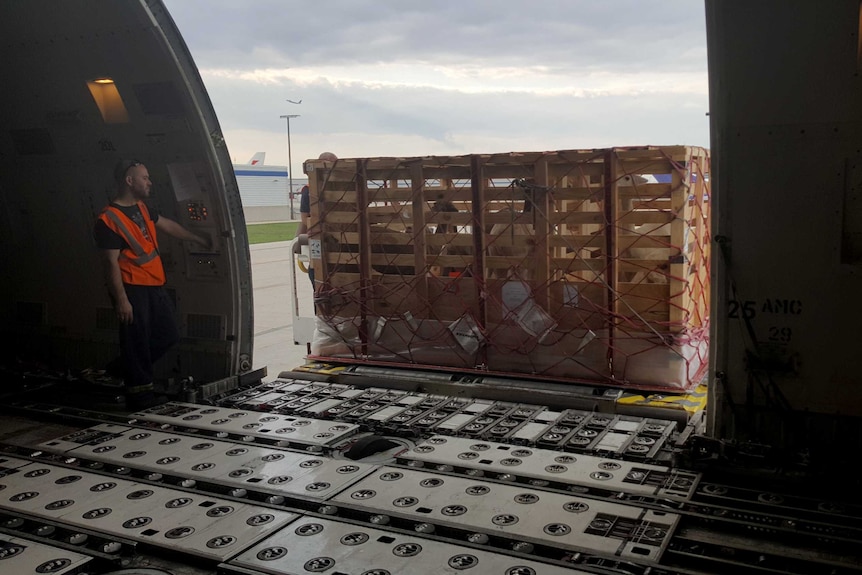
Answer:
[{"left": 162, "top": 0, "right": 709, "bottom": 171}]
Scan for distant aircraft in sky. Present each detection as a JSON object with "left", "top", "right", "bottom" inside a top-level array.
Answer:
[
  {"left": 247, "top": 152, "right": 265, "bottom": 165},
  {"left": 286, "top": 99, "right": 302, "bottom": 104}
]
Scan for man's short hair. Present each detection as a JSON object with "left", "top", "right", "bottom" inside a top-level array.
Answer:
[
  {"left": 114, "top": 159, "right": 143, "bottom": 184},
  {"left": 318, "top": 152, "right": 337, "bottom": 161}
]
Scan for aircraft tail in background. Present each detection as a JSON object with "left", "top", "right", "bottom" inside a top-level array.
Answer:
[{"left": 247, "top": 152, "right": 265, "bottom": 165}]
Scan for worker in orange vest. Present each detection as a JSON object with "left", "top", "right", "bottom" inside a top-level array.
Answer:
[{"left": 94, "top": 159, "right": 211, "bottom": 410}]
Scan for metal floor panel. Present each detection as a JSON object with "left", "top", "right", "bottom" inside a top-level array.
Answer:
[
  {"left": 298, "top": 397, "right": 346, "bottom": 415},
  {"left": 132, "top": 402, "right": 360, "bottom": 447},
  {"left": 433, "top": 412, "right": 475, "bottom": 432},
  {"left": 1, "top": 461, "right": 140, "bottom": 520},
  {"left": 400, "top": 435, "right": 700, "bottom": 499},
  {"left": 59, "top": 428, "right": 218, "bottom": 471},
  {"left": 229, "top": 391, "right": 292, "bottom": 408},
  {"left": 277, "top": 382, "right": 319, "bottom": 393},
  {"left": 131, "top": 500, "right": 297, "bottom": 561},
  {"left": 35, "top": 423, "right": 131, "bottom": 453},
  {"left": 0, "top": 455, "right": 39, "bottom": 476},
  {"left": 227, "top": 516, "right": 593, "bottom": 575},
  {"left": 197, "top": 449, "right": 374, "bottom": 500},
  {"left": 1, "top": 462, "right": 300, "bottom": 562},
  {"left": 462, "top": 400, "right": 495, "bottom": 414},
  {"left": 365, "top": 404, "right": 411, "bottom": 422},
  {"left": 0, "top": 533, "right": 92, "bottom": 574},
  {"left": 331, "top": 466, "right": 678, "bottom": 563},
  {"left": 37, "top": 426, "right": 378, "bottom": 501}
]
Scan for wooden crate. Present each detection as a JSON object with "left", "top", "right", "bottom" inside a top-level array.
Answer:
[{"left": 303, "top": 146, "right": 710, "bottom": 390}]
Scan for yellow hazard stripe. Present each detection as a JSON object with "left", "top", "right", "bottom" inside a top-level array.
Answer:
[
  {"left": 617, "top": 384, "right": 708, "bottom": 414},
  {"left": 294, "top": 362, "right": 347, "bottom": 375}
]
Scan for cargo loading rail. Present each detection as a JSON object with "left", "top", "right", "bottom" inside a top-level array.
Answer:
[{"left": 1, "top": 378, "right": 860, "bottom": 575}]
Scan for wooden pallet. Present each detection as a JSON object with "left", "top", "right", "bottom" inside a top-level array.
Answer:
[{"left": 304, "top": 146, "right": 710, "bottom": 389}]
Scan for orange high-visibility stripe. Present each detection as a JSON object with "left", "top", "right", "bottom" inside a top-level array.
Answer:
[{"left": 99, "top": 202, "right": 166, "bottom": 285}]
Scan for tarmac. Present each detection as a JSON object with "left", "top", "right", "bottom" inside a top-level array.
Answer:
[{"left": 248, "top": 240, "right": 315, "bottom": 380}]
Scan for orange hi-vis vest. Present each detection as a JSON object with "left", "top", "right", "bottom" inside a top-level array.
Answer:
[{"left": 98, "top": 201, "right": 166, "bottom": 285}]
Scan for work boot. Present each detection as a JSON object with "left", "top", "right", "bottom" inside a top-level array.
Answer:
[
  {"left": 79, "top": 368, "right": 124, "bottom": 388},
  {"left": 124, "top": 383, "right": 168, "bottom": 412},
  {"left": 105, "top": 357, "right": 125, "bottom": 379}
]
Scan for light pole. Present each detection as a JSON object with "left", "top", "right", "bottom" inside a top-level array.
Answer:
[{"left": 279, "top": 113, "right": 300, "bottom": 219}]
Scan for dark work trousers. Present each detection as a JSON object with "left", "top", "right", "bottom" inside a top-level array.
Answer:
[{"left": 119, "top": 284, "right": 180, "bottom": 391}]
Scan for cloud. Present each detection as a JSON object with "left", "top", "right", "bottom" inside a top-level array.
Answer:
[{"left": 163, "top": 0, "right": 709, "bottom": 166}]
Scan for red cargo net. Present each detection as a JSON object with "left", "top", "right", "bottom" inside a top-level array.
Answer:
[{"left": 305, "top": 146, "right": 710, "bottom": 392}]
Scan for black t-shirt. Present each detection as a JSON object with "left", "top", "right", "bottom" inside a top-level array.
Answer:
[
  {"left": 94, "top": 203, "right": 160, "bottom": 250},
  {"left": 299, "top": 185, "right": 310, "bottom": 215}
]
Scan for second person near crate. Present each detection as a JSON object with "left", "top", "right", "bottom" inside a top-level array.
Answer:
[{"left": 296, "top": 152, "right": 338, "bottom": 289}]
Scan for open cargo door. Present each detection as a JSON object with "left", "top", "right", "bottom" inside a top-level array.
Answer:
[
  {"left": 706, "top": 0, "right": 862, "bottom": 452},
  {"left": 0, "top": 0, "right": 254, "bottom": 390}
]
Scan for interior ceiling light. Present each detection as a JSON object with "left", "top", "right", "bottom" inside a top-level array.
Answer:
[{"left": 87, "top": 78, "right": 129, "bottom": 123}]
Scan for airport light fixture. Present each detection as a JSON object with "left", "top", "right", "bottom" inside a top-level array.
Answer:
[{"left": 279, "top": 113, "right": 300, "bottom": 219}]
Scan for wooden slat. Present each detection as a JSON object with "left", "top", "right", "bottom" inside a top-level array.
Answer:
[
  {"left": 549, "top": 162, "right": 605, "bottom": 180},
  {"left": 616, "top": 235, "right": 674, "bottom": 251},
  {"left": 425, "top": 233, "right": 474, "bottom": 248},
  {"left": 548, "top": 235, "right": 605, "bottom": 249},
  {"left": 325, "top": 252, "right": 363, "bottom": 265},
  {"left": 318, "top": 180, "right": 356, "bottom": 193},
  {"left": 550, "top": 212, "right": 607, "bottom": 225},
  {"left": 368, "top": 189, "right": 415, "bottom": 202},
  {"left": 426, "top": 254, "right": 476, "bottom": 267},
  {"left": 324, "top": 212, "right": 363, "bottom": 224},
  {"left": 325, "top": 272, "right": 363, "bottom": 287},
  {"left": 483, "top": 164, "right": 536, "bottom": 179},
  {"left": 616, "top": 258, "right": 670, "bottom": 272},
  {"left": 616, "top": 282, "right": 671, "bottom": 323},
  {"left": 338, "top": 231, "right": 483, "bottom": 249},
  {"left": 425, "top": 211, "right": 473, "bottom": 226},
  {"left": 668, "top": 163, "right": 689, "bottom": 327},
  {"left": 369, "top": 230, "right": 412, "bottom": 244},
  {"left": 365, "top": 204, "right": 407, "bottom": 213},
  {"left": 618, "top": 211, "right": 676, "bottom": 225},
  {"left": 616, "top": 299, "right": 670, "bottom": 319},
  {"left": 550, "top": 187, "right": 602, "bottom": 201},
  {"left": 616, "top": 156, "right": 677, "bottom": 171},
  {"left": 617, "top": 183, "right": 674, "bottom": 198},
  {"left": 615, "top": 146, "right": 688, "bottom": 159},
  {"left": 632, "top": 199, "right": 672, "bottom": 210},
  {"left": 367, "top": 212, "right": 411, "bottom": 226},
  {"left": 549, "top": 257, "right": 609, "bottom": 272},
  {"left": 367, "top": 185, "right": 473, "bottom": 204},
  {"left": 484, "top": 234, "right": 536, "bottom": 250}
]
